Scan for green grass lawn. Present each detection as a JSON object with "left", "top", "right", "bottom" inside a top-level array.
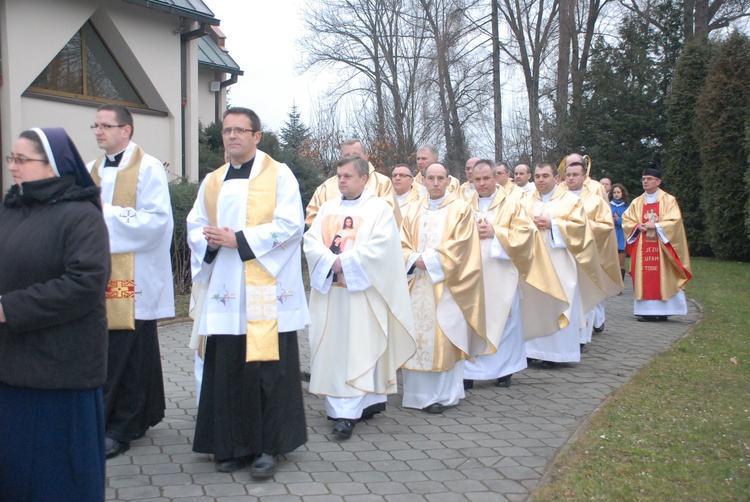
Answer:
[{"left": 531, "top": 257, "right": 750, "bottom": 501}]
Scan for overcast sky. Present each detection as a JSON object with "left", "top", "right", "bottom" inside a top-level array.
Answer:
[{"left": 207, "top": 0, "right": 329, "bottom": 133}]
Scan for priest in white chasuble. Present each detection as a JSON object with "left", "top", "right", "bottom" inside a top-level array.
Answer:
[
  {"left": 457, "top": 157, "right": 479, "bottom": 201},
  {"left": 413, "top": 144, "right": 461, "bottom": 196},
  {"left": 521, "top": 163, "right": 607, "bottom": 367},
  {"left": 305, "top": 139, "right": 401, "bottom": 227},
  {"left": 391, "top": 163, "right": 420, "bottom": 219},
  {"left": 564, "top": 161, "right": 623, "bottom": 343},
  {"left": 400, "top": 163, "right": 488, "bottom": 414},
  {"left": 559, "top": 153, "right": 609, "bottom": 201},
  {"left": 187, "top": 108, "right": 310, "bottom": 478},
  {"left": 622, "top": 163, "right": 691, "bottom": 321},
  {"left": 304, "top": 155, "right": 416, "bottom": 440},
  {"left": 496, "top": 162, "right": 527, "bottom": 202},
  {"left": 463, "top": 161, "right": 568, "bottom": 389}
]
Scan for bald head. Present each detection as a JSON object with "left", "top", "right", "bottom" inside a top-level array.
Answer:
[
  {"left": 514, "top": 163, "right": 532, "bottom": 187},
  {"left": 465, "top": 157, "right": 480, "bottom": 182}
]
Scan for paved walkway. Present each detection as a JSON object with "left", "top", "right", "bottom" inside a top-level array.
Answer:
[{"left": 105, "top": 279, "right": 700, "bottom": 502}]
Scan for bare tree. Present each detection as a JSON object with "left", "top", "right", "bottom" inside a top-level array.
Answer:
[
  {"left": 621, "top": 0, "right": 750, "bottom": 39},
  {"left": 496, "top": 0, "right": 560, "bottom": 162},
  {"left": 299, "top": 0, "right": 432, "bottom": 161},
  {"left": 491, "top": 0, "right": 504, "bottom": 160},
  {"left": 418, "top": 0, "right": 492, "bottom": 174}
]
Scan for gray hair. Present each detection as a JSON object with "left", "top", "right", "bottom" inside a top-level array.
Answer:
[
  {"left": 341, "top": 138, "right": 367, "bottom": 154},
  {"left": 338, "top": 155, "right": 370, "bottom": 177},
  {"left": 417, "top": 144, "right": 439, "bottom": 159},
  {"left": 472, "top": 159, "right": 497, "bottom": 175}
]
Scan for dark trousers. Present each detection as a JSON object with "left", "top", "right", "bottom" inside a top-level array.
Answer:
[
  {"left": 193, "top": 332, "right": 307, "bottom": 461},
  {"left": 104, "top": 319, "right": 165, "bottom": 442}
]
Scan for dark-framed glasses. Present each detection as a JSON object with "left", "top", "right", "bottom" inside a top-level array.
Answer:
[
  {"left": 392, "top": 173, "right": 413, "bottom": 179},
  {"left": 221, "top": 127, "right": 258, "bottom": 136},
  {"left": 90, "top": 123, "right": 127, "bottom": 130},
  {"left": 6, "top": 155, "right": 48, "bottom": 165}
]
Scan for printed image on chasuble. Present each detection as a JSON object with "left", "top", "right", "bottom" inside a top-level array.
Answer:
[{"left": 321, "top": 213, "right": 363, "bottom": 286}]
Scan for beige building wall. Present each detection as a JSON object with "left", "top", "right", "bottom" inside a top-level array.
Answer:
[{"left": 1, "top": 0, "right": 198, "bottom": 190}]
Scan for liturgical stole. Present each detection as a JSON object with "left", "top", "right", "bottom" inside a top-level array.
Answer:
[
  {"left": 91, "top": 148, "right": 145, "bottom": 330},
  {"left": 204, "top": 157, "right": 280, "bottom": 362}
]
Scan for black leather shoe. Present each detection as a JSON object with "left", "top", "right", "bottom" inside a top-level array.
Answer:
[
  {"left": 215, "top": 456, "right": 253, "bottom": 473},
  {"left": 249, "top": 453, "right": 277, "bottom": 478},
  {"left": 422, "top": 403, "right": 444, "bottom": 414},
  {"left": 105, "top": 437, "right": 130, "bottom": 459},
  {"left": 495, "top": 375, "right": 512, "bottom": 388},
  {"left": 463, "top": 379, "right": 474, "bottom": 390},
  {"left": 593, "top": 323, "right": 604, "bottom": 333},
  {"left": 332, "top": 419, "right": 356, "bottom": 439},
  {"left": 539, "top": 360, "right": 558, "bottom": 369}
]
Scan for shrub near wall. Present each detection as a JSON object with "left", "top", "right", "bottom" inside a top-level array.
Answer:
[{"left": 170, "top": 179, "right": 200, "bottom": 295}]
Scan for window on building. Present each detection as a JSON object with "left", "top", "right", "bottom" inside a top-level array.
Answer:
[{"left": 27, "top": 22, "right": 145, "bottom": 107}]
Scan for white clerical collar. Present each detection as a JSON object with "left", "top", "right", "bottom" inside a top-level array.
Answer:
[
  {"left": 341, "top": 189, "right": 367, "bottom": 206},
  {"left": 570, "top": 188, "right": 583, "bottom": 196},
  {"left": 478, "top": 189, "right": 497, "bottom": 211},
  {"left": 428, "top": 193, "right": 448, "bottom": 210},
  {"left": 106, "top": 149, "right": 126, "bottom": 163},
  {"left": 477, "top": 189, "right": 497, "bottom": 202},
  {"left": 645, "top": 190, "right": 659, "bottom": 203},
  {"left": 540, "top": 190, "right": 554, "bottom": 201},
  {"left": 396, "top": 192, "right": 409, "bottom": 204}
]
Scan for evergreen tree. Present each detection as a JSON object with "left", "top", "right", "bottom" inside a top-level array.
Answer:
[
  {"left": 694, "top": 31, "right": 750, "bottom": 261},
  {"left": 664, "top": 38, "right": 715, "bottom": 256},
  {"left": 261, "top": 129, "right": 323, "bottom": 209},
  {"left": 280, "top": 105, "right": 311, "bottom": 151},
  {"left": 746, "top": 115, "right": 750, "bottom": 237},
  {"left": 198, "top": 122, "right": 226, "bottom": 180},
  {"left": 575, "top": 16, "right": 666, "bottom": 196}
]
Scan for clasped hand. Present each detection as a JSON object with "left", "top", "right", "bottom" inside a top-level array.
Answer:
[{"left": 203, "top": 226, "right": 238, "bottom": 250}]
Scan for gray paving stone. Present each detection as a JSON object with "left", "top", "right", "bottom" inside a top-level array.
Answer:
[
  {"left": 286, "top": 482, "right": 330, "bottom": 496},
  {"left": 161, "top": 484, "right": 206, "bottom": 498},
  {"left": 106, "top": 289, "right": 698, "bottom": 501},
  {"left": 203, "top": 484, "right": 248, "bottom": 497}
]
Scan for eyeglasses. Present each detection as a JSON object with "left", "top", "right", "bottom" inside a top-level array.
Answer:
[
  {"left": 6, "top": 155, "right": 48, "bottom": 165},
  {"left": 392, "top": 173, "right": 413, "bottom": 178},
  {"left": 221, "top": 127, "right": 258, "bottom": 136},
  {"left": 90, "top": 124, "right": 127, "bottom": 130}
]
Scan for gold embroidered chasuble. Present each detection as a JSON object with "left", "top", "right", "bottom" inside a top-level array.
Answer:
[
  {"left": 558, "top": 177, "right": 608, "bottom": 201},
  {"left": 458, "top": 181, "right": 476, "bottom": 201},
  {"left": 622, "top": 190, "right": 691, "bottom": 301},
  {"left": 471, "top": 190, "right": 568, "bottom": 345},
  {"left": 91, "top": 147, "right": 144, "bottom": 330},
  {"left": 305, "top": 162, "right": 401, "bottom": 227},
  {"left": 522, "top": 185, "right": 607, "bottom": 314},
  {"left": 578, "top": 186, "right": 624, "bottom": 297},
  {"left": 400, "top": 193, "right": 488, "bottom": 372},
  {"left": 500, "top": 180, "right": 527, "bottom": 202},
  {"left": 201, "top": 157, "right": 281, "bottom": 362}
]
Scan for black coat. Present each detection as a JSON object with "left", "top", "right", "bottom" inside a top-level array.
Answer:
[{"left": 0, "top": 176, "right": 111, "bottom": 390}]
